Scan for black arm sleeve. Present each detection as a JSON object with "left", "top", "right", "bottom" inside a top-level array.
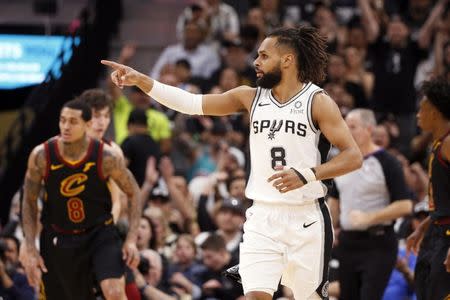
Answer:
[{"left": 375, "top": 151, "right": 411, "bottom": 202}]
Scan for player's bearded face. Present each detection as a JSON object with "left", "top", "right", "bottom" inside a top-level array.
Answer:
[{"left": 256, "top": 63, "right": 282, "bottom": 89}]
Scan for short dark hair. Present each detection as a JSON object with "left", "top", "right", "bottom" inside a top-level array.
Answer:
[
  {"left": 200, "top": 233, "right": 226, "bottom": 252},
  {"left": 226, "top": 175, "right": 246, "bottom": 191},
  {"left": 62, "top": 98, "right": 92, "bottom": 121},
  {"left": 0, "top": 235, "right": 20, "bottom": 253},
  {"left": 128, "top": 108, "right": 148, "bottom": 126},
  {"left": 79, "top": 88, "right": 113, "bottom": 113},
  {"left": 175, "top": 59, "right": 191, "bottom": 70},
  {"left": 268, "top": 26, "right": 328, "bottom": 84},
  {"left": 421, "top": 76, "right": 450, "bottom": 120}
]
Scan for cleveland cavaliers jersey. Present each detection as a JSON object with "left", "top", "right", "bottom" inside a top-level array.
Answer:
[
  {"left": 42, "top": 137, "right": 113, "bottom": 230},
  {"left": 428, "top": 131, "right": 450, "bottom": 219},
  {"left": 245, "top": 83, "right": 331, "bottom": 204}
]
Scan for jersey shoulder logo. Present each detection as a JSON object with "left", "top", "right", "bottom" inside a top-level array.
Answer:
[
  {"left": 83, "top": 162, "right": 96, "bottom": 173},
  {"left": 50, "top": 164, "right": 64, "bottom": 171},
  {"left": 303, "top": 221, "right": 317, "bottom": 228}
]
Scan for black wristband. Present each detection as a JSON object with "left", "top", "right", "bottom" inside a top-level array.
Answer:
[{"left": 290, "top": 167, "right": 308, "bottom": 184}]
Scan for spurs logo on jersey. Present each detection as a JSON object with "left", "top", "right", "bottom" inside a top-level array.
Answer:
[{"left": 245, "top": 83, "right": 331, "bottom": 204}]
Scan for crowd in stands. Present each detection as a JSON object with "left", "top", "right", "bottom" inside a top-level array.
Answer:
[{"left": 1, "top": 0, "right": 449, "bottom": 299}]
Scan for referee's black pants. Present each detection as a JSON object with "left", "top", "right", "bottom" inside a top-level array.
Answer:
[{"left": 337, "top": 227, "right": 397, "bottom": 300}]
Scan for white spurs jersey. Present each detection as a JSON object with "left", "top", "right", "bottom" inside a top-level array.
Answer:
[{"left": 245, "top": 82, "right": 331, "bottom": 205}]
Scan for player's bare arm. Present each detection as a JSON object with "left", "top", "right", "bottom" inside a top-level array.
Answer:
[
  {"left": 108, "top": 141, "right": 126, "bottom": 223},
  {"left": 21, "top": 145, "right": 48, "bottom": 287},
  {"left": 102, "top": 145, "right": 141, "bottom": 267},
  {"left": 312, "top": 92, "right": 363, "bottom": 179},
  {"left": 440, "top": 135, "right": 450, "bottom": 272},
  {"left": 22, "top": 145, "right": 46, "bottom": 247},
  {"left": 101, "top": 60, "right": 256, "bottom": 116}
]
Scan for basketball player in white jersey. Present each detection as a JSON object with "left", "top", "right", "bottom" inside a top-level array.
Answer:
[{"left": 102, "top": 26, "right": 363, "bottom": 300}]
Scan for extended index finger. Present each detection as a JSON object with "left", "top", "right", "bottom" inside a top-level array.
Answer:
[{"left": 100, "top": 60, "right": 123, "bottom": 69}]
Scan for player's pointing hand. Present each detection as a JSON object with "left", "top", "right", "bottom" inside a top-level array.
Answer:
[{"left": 101, "top": 60, "right": 141, "bottom": 89}]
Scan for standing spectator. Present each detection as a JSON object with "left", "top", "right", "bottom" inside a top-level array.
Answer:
[
  {"left": 151, "top": 21, "right": 220, "bottom": 80},
  {"left": 344, "top": 46, "right": 374, "bottom": 100},
  {"left": 176, "top": 0, "right": 240, "bottom": 44},
  {"left": 326, "top": 54, "right": 369, "bottom": 109},
  {"left": 358, "top": 0, "right": 437, "bottom": 157},
  {"left": 329, "top": 109, "right": 413, "bottom": 300},
  {"left": 121, "top": 108, "right": 161, "bottom": 186}
]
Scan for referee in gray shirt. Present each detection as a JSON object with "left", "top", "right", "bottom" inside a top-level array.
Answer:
[{"left": 328, "top": 109, "right": 413, "bottom": 300}]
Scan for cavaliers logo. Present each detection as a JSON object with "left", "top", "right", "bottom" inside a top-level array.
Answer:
[{"left": 60, "top": 173, "right": 88, "bottom": 197}]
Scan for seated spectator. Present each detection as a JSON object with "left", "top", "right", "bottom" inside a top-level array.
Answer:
[
  {"left": 198, "top": 234, "right": 243, "bottom": 299},
  {"left": 151, "top": 21, "right": 220, "bottom": 80},
  {"left": 164, "top": 234, "right": 206, "bottom": 299},
  {"left": 0, "top": 238, "right": 34, "bottom": 300},
  {"left": 373, "top": 124, "right": 392, "bottom": 150},
  {"left": 209, "top": 68, "right": 240, "bottom": 94},
  {"left": 196, "top": 197, "right": 245, "bottom": 260},
  {"left": 137, "top": 216, "right": 158, "bottom": 251},
  {"left": 324, "top": 82, "right": 355, "bottom": 117},
  {"left": 326, "top": 54, "right": 368, "bottom": 109},
  {"left": 344, "top": 46, "right": 374, "bottom": 100}
]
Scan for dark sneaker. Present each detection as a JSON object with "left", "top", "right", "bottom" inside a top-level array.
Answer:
[{"left": 222, "top": 264, "right": 241, "bottom": 284}]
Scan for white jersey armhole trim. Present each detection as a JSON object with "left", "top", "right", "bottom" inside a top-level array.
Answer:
[
  {"left": 249, "top": 87, "right": 262, "bottom": 121},
  {"left": 306, "top": 88, "right": 323, "bottom": 134}
]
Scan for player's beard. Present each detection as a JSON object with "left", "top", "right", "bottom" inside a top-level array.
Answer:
[{"left": 256, "top": 65, "right": 282, "bottom": 89}]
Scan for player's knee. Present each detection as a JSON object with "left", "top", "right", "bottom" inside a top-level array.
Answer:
[{"left": 245, "top": 291, "right": 273, "bottom": 300}]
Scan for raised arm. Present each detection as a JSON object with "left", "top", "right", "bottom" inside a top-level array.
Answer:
[
  {"left": 102, "top": 145, "right": 141, "bottom": 267},
  {"left": 417, "top": 0, "right": 448, "bottom": 49},
  {"left": 101, "top": 60, "right": 254, "bottom": 116},
  {"left": 312, "top": 92, "right": 363, "bottom": 180},
  {"left": 358, "top": 0, "right": 380, "bottom": 43}
]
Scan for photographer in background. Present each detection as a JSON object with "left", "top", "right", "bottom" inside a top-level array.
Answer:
[{"left": 0, "top": 239, "right": 34, "bottom": 299}]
